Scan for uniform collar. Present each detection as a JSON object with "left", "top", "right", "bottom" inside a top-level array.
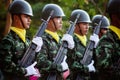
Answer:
[
  {"left": 109, "top": 25, "right": 120, "bottom": 39},
  {"left": 74, "top": 33, "right": 87, "bottom": 46},
  {"left": 10, "top": 26, "right": 26, "bottom": 42},
  {"left": 45, "top": 29, "right": 59, "bottom": 43}
]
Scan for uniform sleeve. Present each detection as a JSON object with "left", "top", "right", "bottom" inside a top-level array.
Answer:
[
  {"left": 95, "top": 35, "right": 114, "bottom": 69},
  {"left": 36, "top": 37, "right": 56, "bottom": 73},
  {"left": 67, "top": 42, "right": 88, "bottom": 73},
  {"left": 0, "top": 36, "right": 26, "bottom": 76},
  {"left": 36, "top": 37, "right": 64, "bottom": 73}
]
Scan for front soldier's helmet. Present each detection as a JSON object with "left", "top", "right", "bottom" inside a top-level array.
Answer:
[
  {"left": 41, "top": 4, "right": 65, "bottom": 20},
  {"left": 92, "top": 15, "right": 110, "bottom": 29},
  {"left": 9, "top": 0, "right": 33, "bottom": 16},
  {"left": 106, "top": 0, "right": 120, "bottom": 14},
  {"left": 70, "top": 9, "right": 91, "bottom": 23}
]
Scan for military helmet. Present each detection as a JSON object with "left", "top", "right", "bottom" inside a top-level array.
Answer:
[
  {"left": 9, "top": 0, "right": 33, "bottom": 16},
  {"left": 70, "top": 9, "right": 91, "bottom": 23},
  {"left": 92, "top": 15, "right": 110, "bottom": 29},
  {"left": 41, "top": 4, "right": 65, "bottom": 20},
  {"left": 106, "top": 0, "right": 120, "bottom": 14}
]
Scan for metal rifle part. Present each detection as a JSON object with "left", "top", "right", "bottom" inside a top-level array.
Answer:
[
  {"left": 19, "top": 10, "right": 54, "bottom": 67},
  {"left": 80, "top": 16, "right": 104, "bottom": 65},
  {"left": 47, "top": 14, "right": 80, "bottom": 80}
]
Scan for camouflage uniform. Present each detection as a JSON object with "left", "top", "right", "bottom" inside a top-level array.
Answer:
[
  {"left": 66, "top": 34, "right": 90, "bottom": 80},
  {"left": 0, "top": 29, "right": 30, "bottom": 80},
  {"left": 36, "top": 31, "right": 67, "bottom": 80},
  {"left": 95, "top": 26, "right": 120, "bottom": 80}
]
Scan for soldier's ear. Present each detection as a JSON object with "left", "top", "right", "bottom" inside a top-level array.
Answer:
[{"left": 13, "top": 15, "right": 20, "bottom": 22}]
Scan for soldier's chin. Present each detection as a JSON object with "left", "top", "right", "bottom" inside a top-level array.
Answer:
[
  {"left": 83, "top": 32, "right": 87, "bottom": 35},
  {"left": 58, "top": 27, "right": 62, "bottom": 31},
  {"left": 25, "top": 26, "right": 30, "bottom": 29}
]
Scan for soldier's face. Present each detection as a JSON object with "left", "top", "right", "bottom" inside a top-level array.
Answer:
[
  {"left": 21, "top": 14, "right": 32, "bottom": 29},
  {"left": 79, "top": 22, "right": 89, "bottom": 35},
  {"left": 53, "top": 17, "right": 62, "bottom": 31},
  {"left": 99, "top": 28, "right": 108, "bottom": 38}
]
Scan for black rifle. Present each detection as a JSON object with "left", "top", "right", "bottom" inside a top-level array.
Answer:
[
  {"left": 19, "top": 10, "right": 54, "bottom": 68},
  {"left": 47, "top": 14, "right": 80, "bottom": 80},
  {"left": 80, "top": 16, "right": 104, "bottom": 65}
]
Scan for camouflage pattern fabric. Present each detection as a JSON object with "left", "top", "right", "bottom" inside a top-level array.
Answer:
[
  {"left": 36, "top": 32, "right": 66, "bottom": 80},
  {"left": 95, "top": 29, "right": 120, "bottom": 80},
  {"left": 66, "top": 34, "right": 90, "bottom": 80},
  {"left": 0, "top": 30, "right": 30, "bottom": 80}
]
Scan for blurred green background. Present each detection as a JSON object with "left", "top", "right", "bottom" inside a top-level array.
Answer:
[{"left": 0, "top": 0, "right": 109, "bottom": 40}]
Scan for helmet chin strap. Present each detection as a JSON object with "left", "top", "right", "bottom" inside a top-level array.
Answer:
[
  {"left": 18, "top": 14, "right": 25, "bottom": 29},
  {"left": 52, "top": 19, "right": 57, "bottom": 31},
  {"left": 78, "top": 24, "right": 83, "bottom": 36},
  {"left": 99, "top": 29, "right": 103, "bottom": 38}
]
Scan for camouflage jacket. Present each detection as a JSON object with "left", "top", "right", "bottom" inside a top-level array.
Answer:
[
  {"left": 66, "top": 34, "right": 90, "bottom": 80},
  {"left": 36, "top": 32, "right": 66, "bottom": 80},
  {"left": 95, "top": 27, "right": 120, "bottom": 80},
  {"left": 0, "top": 30, "right": 30, "bottom": 80}
]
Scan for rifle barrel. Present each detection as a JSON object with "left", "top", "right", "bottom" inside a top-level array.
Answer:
[{"left": 19, "top": 10, "right": 54, "bottom": 67}]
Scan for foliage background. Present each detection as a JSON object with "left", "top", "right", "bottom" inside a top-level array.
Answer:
[{"left": 0, "top": 0, "right": 109, "bottom": 40}]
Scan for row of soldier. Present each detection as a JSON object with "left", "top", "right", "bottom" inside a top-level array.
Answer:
[{"left": 0, "top": 0, "right": 120, "bottom": 80}]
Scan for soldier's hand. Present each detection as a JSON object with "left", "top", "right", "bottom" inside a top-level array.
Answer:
[
  {"left": 61, "top": 34, "right": 74, "bottom": 49},
  {"left": 25, "top": 61, "right": 38, "bottom": 76},
  {"left": 29, "top": 68, "right": 41, "bottom": 80},
  {"left": 87, "top": 60, "right": 96, "bottom": 72},
  {"left": 61, "top": 56, "right": 69, "bottom": 71},
  {"left": 90, "top": 34, "right": 99, "bottom": 48},
  {"left": 32, "top": 37, "right": 43, "bottom": 52}
]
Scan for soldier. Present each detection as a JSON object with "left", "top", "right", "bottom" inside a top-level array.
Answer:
[
  {"left": 94, "top": 0, "right": 120, "bottom": 80},
  {"left": 66, "top": 9, "right": 95, "bottom": 80},
  {"left": 91, "top": 14, "right": 110, "bottom": 66},
  {"left": 89, "top": 14, "right": 110, "bottom": 80},
  {"left": 0, "top": 0, "right": 42, "bottom": 80},
  {"left": 36, "top": 4, "right": 74, "bottom": 80},
  {"left": 91, "top": 14, "right": 110, "bottom": 38}
]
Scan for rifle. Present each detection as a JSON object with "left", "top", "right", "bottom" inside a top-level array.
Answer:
[
  {"left": 80, "top": 16, "right": 104, "bottom": 65},
  {"left": 79, "top": 0, "right": 108, "bottom": 80},
  {"left": 19, "top": 10, "right": 54, "bottom": 67},
  {"left": 80, "top": 0, "right": 106, "bottom": 65},
  {"left": 47, "top": 14, "right": 80, "bottom": 80}
]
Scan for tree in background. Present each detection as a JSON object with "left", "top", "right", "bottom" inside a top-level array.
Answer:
[{"left": 0, "top": 0, "right": 109, "bottom": 39}]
